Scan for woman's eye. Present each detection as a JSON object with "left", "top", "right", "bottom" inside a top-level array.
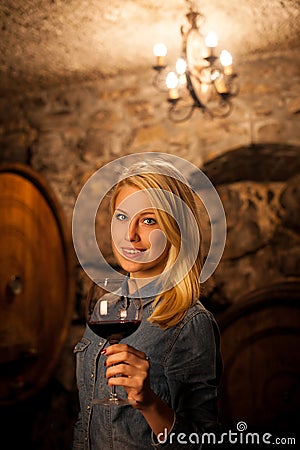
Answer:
[
  {"left": 115, "top": 213, "right": 128, "bottom": 221},
  {"left": 143, "top": 218, "right": 156, "bottom": 225}
]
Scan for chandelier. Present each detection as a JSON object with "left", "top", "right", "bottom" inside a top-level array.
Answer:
[{"left": 152, "top": 2, "right": 238, "bottom": 122}]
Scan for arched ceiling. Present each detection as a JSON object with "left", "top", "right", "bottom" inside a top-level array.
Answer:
[{"left": 0, "top": 0, "right": 299, "bottom": 91}]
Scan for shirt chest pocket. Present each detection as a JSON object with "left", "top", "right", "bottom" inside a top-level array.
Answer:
[{"left": 73, "top": 338, "right": 91, "bottom": 388}]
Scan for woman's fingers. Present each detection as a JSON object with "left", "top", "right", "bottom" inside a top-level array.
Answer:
[
  {"left": 104, "top": 343, "right": 147, "bottom": 360},
  {"left": 106, "top": 350, "right": 148, "bottom": 367},
  {"left": 105, "top": 351, "right": 149, "bottom": 383},
  {"left": 106, "top": 362, "right": 148, "bottom": 399},
  {"left": 104, "top": 343, "right": 148, "bottom": 368},
  {"left": 102, "top": 343, "right": 153, "bottom": 408},
  {"left": 106, "top": 363, "right": 133, "bottom": 379}
]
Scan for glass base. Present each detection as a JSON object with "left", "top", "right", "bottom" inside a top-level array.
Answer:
[{"left": 92, "top": 396, "right": 132, "bottom": 406}]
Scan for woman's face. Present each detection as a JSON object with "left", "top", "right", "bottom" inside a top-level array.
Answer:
[{"left": 111, "top": 184, "right": 169, "bottom": 278}]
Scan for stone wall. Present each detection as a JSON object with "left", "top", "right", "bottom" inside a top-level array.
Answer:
[
  {"left": 202, "top": 146, "right": 300, "bottom": 309},
  {"left": 0, "top": 49, "right": 299, "bottom": 212},
  {"left": 1, "top": 48, "right": 299, "bottom": 303},
  {"left": 0, "top": 48, "right": 299, "bottom": 447}
]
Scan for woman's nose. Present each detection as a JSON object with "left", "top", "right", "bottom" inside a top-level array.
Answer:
[{"left": 126, "top": 218, "right": 139, "bottom": 242}]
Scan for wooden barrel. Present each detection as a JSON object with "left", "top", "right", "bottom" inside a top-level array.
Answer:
[
  {"left": 218, "top": 282, "right": 300, "bottom": 432},
  {"left": 0, "top": 163, "right": 75, "bottom": 405}
]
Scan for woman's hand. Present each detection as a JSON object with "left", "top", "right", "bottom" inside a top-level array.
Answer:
[
  {"left": 103, "top": 343, "right": 175, "bottom": 436},
  {"left": 102, "top": 343, "right": 155, "bottom": 409}
]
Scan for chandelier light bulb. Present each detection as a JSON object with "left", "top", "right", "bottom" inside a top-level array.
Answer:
[
  {"left": 166, "top": 72, "right": 179, "bottom": 100},
  {"left": 166, "top": 72, "right": 179, "bottom": 89},
  {"left": 176, "top": 58, "right": 187, "bottom": 85},
  {"left": 205, "top": 31, "right": 218, "bottom": 48},
  {"left": 153, "top": 43, "right": 168, "bottom": 68},
  {"left": 176, "top": 58, "right": 187, "bottom": 75},
  {"left": 220, "top": 50, "right": 232, "bottom": 66},
  {"left": 204, "top": 31, "right": 218, "bottom": 58},
  {"left": 220, "top": 50, "right": 233, "bottom": 75},
  {"left": 153, "top": 43, "right": 167, "bottom": 57}
]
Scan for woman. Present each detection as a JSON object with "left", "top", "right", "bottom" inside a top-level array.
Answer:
[{"left": 73, "top": 159, "right": 222, "bottom": 449}]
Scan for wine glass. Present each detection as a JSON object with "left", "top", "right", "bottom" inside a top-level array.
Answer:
[{"left": 86, "top": 277, "right": 143, "bottom": 406}]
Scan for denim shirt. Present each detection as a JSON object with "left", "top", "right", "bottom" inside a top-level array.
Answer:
[{"left": 73, "top": 284, "right": 222, "bottom": 450}]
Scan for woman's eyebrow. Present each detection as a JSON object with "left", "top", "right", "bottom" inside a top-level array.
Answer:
[
  {"left": 139, "top": 210, "right": 156, "bottom": 216},
  {"left": 114, "top": 207, "right": 128, "bottom": 214},
  {"left": 114, "top": 208, "right": 156, "bottom": 216}
]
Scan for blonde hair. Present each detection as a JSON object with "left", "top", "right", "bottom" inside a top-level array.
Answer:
[{"left": 110, "top": 159, "right": 203, "bottom": 329}]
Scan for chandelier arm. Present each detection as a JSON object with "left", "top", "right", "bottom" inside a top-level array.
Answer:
[
  {"left": 206, "top": 98, "right": 233, "bottom": 118},
  {"left": 185, "top": 71, "right": 206, "bottom": 110},
  {"left": 228, "top": 74, "right": 239, "bottom": 97},
  {"left": 152, "top": 68, "right": 169, "bottom": 92},
  {"left": 168, "top": 101, "right": 197, "bottom": 123}
]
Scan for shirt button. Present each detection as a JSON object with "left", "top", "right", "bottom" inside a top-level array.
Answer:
[
  {"left": 87, "top": 405, "right": 91, "bottom": 410},
  {"left": 91, "top": 373, "right": 94, "bottom": 378}
]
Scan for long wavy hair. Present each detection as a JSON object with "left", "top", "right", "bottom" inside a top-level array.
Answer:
[{"left": 110, "top": 159, "right": 203, "bottom": 329}]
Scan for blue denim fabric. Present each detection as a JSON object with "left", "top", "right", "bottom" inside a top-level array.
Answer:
[{"left": 73, "top": 286, "right": 222, "bottom": 450}]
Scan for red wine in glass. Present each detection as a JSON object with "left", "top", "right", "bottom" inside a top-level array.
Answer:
[
  {"left": 86, "top": 277, "right": 143, "bottom": 405},
  {"left": 88, "top": 320, "right": 141, "bottom": 342}
]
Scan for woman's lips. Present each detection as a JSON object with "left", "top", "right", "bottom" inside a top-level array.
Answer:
[{"left": 121, "top": 247, "right": 146, "bottom": 260}]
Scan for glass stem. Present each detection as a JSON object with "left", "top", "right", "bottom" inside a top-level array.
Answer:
[
  {"left": 109, "top": 339, "right": 119, "bottom": 400},
  {"left": 110, "top": 384, "right": 117, "bottom": 399}
]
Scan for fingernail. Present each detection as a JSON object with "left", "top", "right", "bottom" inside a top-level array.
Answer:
[{"left": 101, "top": 348, "right": 106, "bottom": 355}]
